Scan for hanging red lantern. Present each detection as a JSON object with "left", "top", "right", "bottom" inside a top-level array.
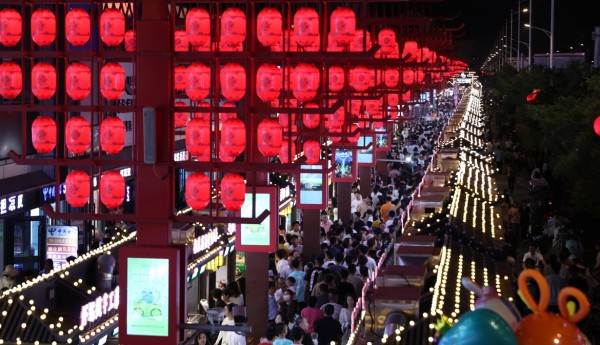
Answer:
[
  {"left": 330, "top": 7, "right": 355, "bottom": 46},
  {"left": 220, "top": 118, "right": 246, "bottom": 157},
  {"left": 594, "top": 116, "right": 600, "bottom": 136},
  {"left": 31, "top": 8, "right": 56, "bottom": 46},
  {"left": 66, "top": 62, "right": 91, "bottom": 101},
  {"left": 0, "top": 61, "right": 22, "bottom": 99},
  {"left": 526, "top": 89, "right": 540, "bottom": 102},
  {"left": 325, "top": 100, "right": 345, "bottom": 128},
  {"left": 100, "top": 171, "right": 125, "bottom": 209},
  {"left": 388, "top": 93, "right": 399, "bottom": 107},
  {"left": 302, "top": 102, "right": 320, "bottom": 129},
  {"left": 403, "top": 69, "right": 415, "bottom": 86},
  {"left": 278, "top": 112, "right": 296, "bottom": 129},
  {"left": 186, "top": 8, "right": 210, "bottom": 47},
  {"left": 193, "top": 101, "right": 211, "bottom": 121},
  {"left": 402, "top": 40, "right": 419, "bottom": 61},
  {"left": 219, "top": 101, "right": 237, "bottom": 121},
  {"left": 257, "top": 7, "right": 282, "bottom": 47},
  {"left": 220, "top": 174, "right": 245, "bottom": 211},
  {"left": 349, "top": 66, "right": 371, "bottom": 92},
  {"left": 384, "top": 68, "right": 399, "bottom": 88},
  {"left": 303, "top": 140, "right": 320, "bottom": 164},
  {"left": 0, "top": 9, "right": 22, "bottom": 47},
  {"left": 124, "top": 30, "right": 136, "bottom": 51},
  {"left": 186, "top": 119, "right": 210, "bottom": 157},
  {"left": 279, "top": 141, "right": 296, "bottom": 163},
  {"left": 174, "top": 65, "right": 187, "bottom": 91},
  {"left": 327, "top": 32, "right": 345, "bottom": 52},
  {"left": 100, "top": 63, "right": 125, "bottom": 100},
  {"left": 377, "top": 28, "right": 396, "bottom": 51},
  {"left": 256, "top": 64, "right": 282, "bottom": 102},
  {"left": 257, "top": 119, "right": 283, "bottom": 157},
  {"left": 401, "top": 90, "right": 411, "bottom": 102},
  {"left": 219, "top": 145, "right": 236, "bottom": 162},
  {"left": 99, "top": 9, "right": 125, "bottom": 46},
  {"left": 186, "top": 172, "right": 211, "bottom": 210},
  {"left": 293, "top": 7, "right": 319, "bottom": 47},
  {"left": 174, "top": 101, "right": 189, "bottom": 127},
  {"left": 292, "top": 63, "right": 319, "bottom": 102},
  {"left": 31, "top": 115, "right": 56, "bottom": 153},
  {"left": 186, "top": 63, "right": 210, "bottom": 101},
  {"left": 220, "top": 8, "right": 246, "bottom": 47},
  {"left": 347, "top": 124, "right": 360, "bottom": 144},
  {"left": 65, "top": 170, "right": 90, "bottom": 208},
  {"left": 31, "top": 62, "right": 56, "bottom": 100},
  {"left": 65, "top": 116, "right": 91, "bottom": 154},
  {"left": 220, "top": 63, "right": 246, "bottom": 102},
  {"left": 100, "top": 116, "right": 125, "bottom": 154},
  {"left": 421, "top": 46, "right": 431, "bottom": 62},
  {"left": 328, "top": 126, "right": 342, "bottom": 143},
  {"left": 174, "top": 30, "right": 189, "bottom": 51},
  {"left": 328, "top": 66, "right": 345, "bottom": 92},
  {"left": 350, "top": 29, "right": 371, "bottom": 52},
  {"left": 65, "top": 8, "right": 90, "bottom": 46}
]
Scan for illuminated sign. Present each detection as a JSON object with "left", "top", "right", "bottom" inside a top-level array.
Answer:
[
  {"left": 356, "top": 136, "right": 374, "bottom": 165},
  {"left": 279, "top": 185, "right": 291, "bottom": 203},
  {"left": 298, "top": 165, "right": 325, "bottom": 206},
  {"left": 173, "top": 151, "right": 189, "bottom": 162},
  {"left": 0, "top": 193, "right": 24, "bottom": 215},
  {"left": 192, "top": 228, "right": 220, "bottom": 255},
  {"left": 80, "top": 286, "right": 120, "bottom": 329},
  {"left": 237, "top": 186, "right": 277, "bottom": 252},
  {"left": 46, "top": 226, "right": 78, "bottom": 268},
  {"left": 333, "top": 148, "right": 356, "bottom": 182}
]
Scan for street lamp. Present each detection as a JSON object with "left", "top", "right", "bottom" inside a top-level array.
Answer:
[
  {"left": 525, "top": 0, "right": 554, "bottom": 69},
  {"left": 525, "top": 23, "right": 553, "bottom": 69},
  {"left": 509, "top": 3, "right": 528, "bottom": 71}
]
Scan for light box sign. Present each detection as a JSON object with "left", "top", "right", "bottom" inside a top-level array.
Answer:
[
  {"left": 333, "top": 148, "right": 356, "bottom": 182},
  {"left": 46, "top": 226, "right": 78, "bottom": 268},
  {"left": 297, "top": 164, "right": 327, "bottom": 209},
  {"left": 236, "top": 186, "right": 278, "bottom": 252},
  {"left": 375, "top": 129, "right": 392, "bottom": 151},
  {"left": 357, "top": 135, "right": 375, "bottom": 166},
  {"left": 126, "top": 258, "right": 170, "bottom": 336}
]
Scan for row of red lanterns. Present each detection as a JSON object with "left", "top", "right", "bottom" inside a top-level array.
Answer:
[
  {"left": 64, "top": 170, "right": 125, "bottom": 209},
  {"left": 185, "top": 172, "right": 246, "bottom": 211}
]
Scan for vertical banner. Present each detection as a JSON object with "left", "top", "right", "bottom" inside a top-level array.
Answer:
[
  {"left": 332, "top": 148, "right": 356, "bottom": 182},
  {"left": 296, "top": 163, "right": 328, "bottom": 209},
  {"left": 236, "top": 186, "right": 278, "bottom": 252},
  {"left": 46, "top": 226, "right": 78, "bottom": 268}
]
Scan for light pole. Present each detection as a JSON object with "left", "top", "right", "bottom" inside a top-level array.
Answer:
[
  {"left": 509, "top": 4, "right": 528, "bottom": 71},
  {"left": 528, "top": 0, "right": 532, "bottom": 70},
  {"left": 525, "top": 24, "right": 553, "bottom": 69}
]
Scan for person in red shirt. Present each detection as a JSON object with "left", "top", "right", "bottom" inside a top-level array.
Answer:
[{"left": 300, "top": 295, "right": 324, "bottom": 333}]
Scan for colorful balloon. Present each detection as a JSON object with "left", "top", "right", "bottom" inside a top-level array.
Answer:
[{"left": 439, "top": 309, "right": 517, "bottom": 345}]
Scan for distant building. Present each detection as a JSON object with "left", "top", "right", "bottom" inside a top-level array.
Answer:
[{"left": 533, "top": 52, "right": 585, "bottom": 69}]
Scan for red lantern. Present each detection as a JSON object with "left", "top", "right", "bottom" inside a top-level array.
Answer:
[
  {"left": 100, "top": 63, "right": 125, "bottom": 100},
  {"left": 219, "top": 145, "right": 236, "bottom": 162},
  {"left": 65, "top": 116, "right": 91, "bottom": 154},
  {"left": 193, "top": 101, "right": 211, "bottom": 121},
  {"left": 377, "top": 29, "right": 396, "bottom": 49},
  {"left": 329, "top": 125, "right": 342, "bottom": 143},
  {"left": 220, "top": 63, "right": 246, "bottom": 102},
  {"left": 303, "top": 102, "right": 320, "bottom": 129},
  {"left": 186, "top": 119, "right": 210, "bottom": 158},
  {"left": 421, "top": 46, "right": 431, "bottom": 62},
  {"left": 257, "top": 7, "right": 282, "bottom": 47},
  {"left": 256, "top": 64, "right": 282, "bottom": 102},
  {"left": 220, "top": 174, "right": 245, "bottom": 211},
  {"left": 65, "top": 170, "right": 90, "bottom": 207},
  {"left": 100, "top": 116, "right": 125, "bottom": 154},
  {"left": 31, "top": 8, "right": 56, "bottom": 46},
  {"left": 66, "top": 62, "right": 91, "bottom": 101},
  {"left": 279, "top": 141, "right": 297, "bottom": 163},
  {"left": 303, "top": 140, "right": 320, "bottom": 164},
  {"left": 219, "top": 101, "right": 237, "bottom": 121},
  {"left": 526, "top": 89, "right": 540, "bottom": 102},
  {"left": 124, "top": 30, "right": 136, "bottom": 51},
  {"left": 174, "top": 101, "right": 189, "bottom": 127},
  {"left": 65, "top": 8, "right": 90, "bottom": 46},
  {"left": 220, "top": 118, "right": 246, "bottom": 157},
  {"left": 278, "top": 113, "right": 296, "bottom": 129},
  {"left": 350, "top": 29, "right": 371, "bottom": 52},
  {"left": 293, "top": 8, "right": 319, "bottom": 47},
  {"left": 594, "top": 116, "right": 600, "bottom": 136},
  {"left": 0, "top": 61, "right": 22, "bottom": 99},
  {"left": 327, "top": 33, "right": 345, "bottom": 52},
  {"left": 100, "top": 171, "right": 125, "bottom": 209},
  {"left": 174, "top": 30, "right": 189, "bottom": 51},
  {"left": 326, "top": 100, "right": 345, "bottom": 128},
  {"left": 186, "top": 8, "right": 210, "bottom": 47},
  {"left": 99, "top": 9, "right": 125, "bottom": 46},
  {"left": 328, "top": 66, "right": 345, "bottom": 92},
  {"left": 186, "top": 63, "right": 210, "bottom": 101},
  {"left": 186, "top": 172, "right": 211, "bottom": 210},
  {"left": 403, "top": 69, "right": 415, "bottom": 86},
  {"left": 401, "top": 90, "right": 411, "bottom": 102},
  {"left": 31, "top": 116, "right": 56, "bottom": 153},
  {"left": 349, "top": 66, "right": 371, "bottom": 92},
  {"left": 330, "top": 7, "right": 356, "bottom": 46},
  {"left": 292, "top": 63, "right": 319, "bottom": 102},
  {"left": 402, "top": 40, "right": 419, "bottom": 61},
  {"left": 257, "top": 119, "right": 283, "bottom": 157},
  {"left": 347, "top": 124, "right": 360, "bottom": 144},
  {"left": 384, "top": 68, "right": 399, "bottom": 88},
  {"left": 31, "top": 62, "right": 56, "bottom": 100},
  {"left": 174, "top": 65, "right": 187, "bottom": 91},
  {"left": 221, "top": 8, "right": 246, "bottom": 47},
  {"left": 0, "top": 9, "right": 22, "bottom": 46}
]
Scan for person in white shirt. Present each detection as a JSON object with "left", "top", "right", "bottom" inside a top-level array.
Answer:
[
  {"left": 351, "top": 191, "right": 363, "bottom": 214},
  {"left": 215, "top": 304, "right": 246, "bottom": 345},
  {"left": 522, "top": 244, "right": 546, "bottom": 269}
]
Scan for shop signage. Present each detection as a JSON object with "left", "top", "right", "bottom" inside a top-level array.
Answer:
[
  {"left": 173, "top": 151, "right": 189, "bottom": 162},
  {"left": 0, "top": 189, "right": 41, "bottom": 218},
  {"left": 0, "top": 193, "right": 24, "bottom": 215},
  {"left": 279, "top": 185, "right": 291, "bottom": 203},
  {"left": 46, "top": 226, "right": 78, "bottom": 268},
  {"left": 80, "top": 286, "right": 121, "bottom": 329},
  {"left": 192, "top": 228, "right": 220, "bottom": 255}
]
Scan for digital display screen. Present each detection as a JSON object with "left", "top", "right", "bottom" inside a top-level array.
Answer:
[
  {"left": 299, "top": 164, "right": 324, "bottom": 205},
  {"left": 126, "top": 258, "right": 169, "bottom": 337},
  {"left": 240, "top": 193, "right": 271, "bottom": 246},
  {"left": 357, "top": 136, "right": 374, "bottom": 164},
  {"left": 375, "top": 133, "right": 389, "bottom": 150},
  {"left": 334, "top": 148, "right": 355, "bottom": 180}
]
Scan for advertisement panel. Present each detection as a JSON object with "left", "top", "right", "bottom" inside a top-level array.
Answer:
[
  {"left": 332, "top": 148, "right": 356, "bottom": 182},
  {"left": 236, "top": 186, "right": 278, "bottom": 252},
  {"left": 46, "top": 226, "right": 78, "bottom": 268},
  {"left": 357, "top": 135, "right": 375, "bottom": 166},
  {"left": 297, "top": 164, "right": 327, "bottom": 209}
]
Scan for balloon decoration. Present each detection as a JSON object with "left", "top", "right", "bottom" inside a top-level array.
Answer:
[
  {"left": 0, "top": 8, "right": 22, "bottom": 46},
  {"left": 31, "top": 8, "right": 56, "bottom": 46},
  {"left": 174, "top": 101, "right": 189, "bottom": 127},
  {"left": 256, "top": 64, "right": 282, "bottom": 102},
  {"left": 220, "top": 63, "right": 246, "bottom": 102},
  {"left": 31, "top": 115, "right": 57, "bottom": 153},
  {"left": 124, "top": 30, "right": 136, "bottom": 51},
  {"left": 220, "top": 118, "right": 246, "bottom": 157},
  {"left": 65, "top": 8, "right": 90, "bottom": 46},
  {"left": 292, "top": 63, "right": 319, "bottom": 102},
  {"left": 438, "top": 309, "right": 517, "bottom": 345},
  {"left": 594, "top": 116, "right": 600, "bottom": 136},
  {"left": 461, "top": 277, "right": 521, "bottom": 329},
  {"left": 186, "top": 172, "right": 211, "bottom": 210},
  {"left": 220, "top": 8, "right": 246, "bottom": 47},
  {"left": 100, "top": 63, "right": 125, "bottom": 100},
  {"left": 257, "top": 119, "right": 283, "bottom": 157},
  {"left": 302, "top": 102, "right": 320, "bottom": 129},
  {"left": 293, "top": 7, "right": 319, "bottom": 47},
  {"left": 99, "top": 9, "right": 125, "bottom": 46},
  {"left": 0, "top": 61, "right": 22, "bottom": 99},
  {"left": 31, "top": 62, "right": 57, "bottom": 100},
  {"left": 65, "top": 116, "right": 91, "bottom": 154},
  {"left": 174, "top": 30, "right": 189, "bottom": 51},
  {"left": 186, "top": 63, "right": 210, "bottom": 101},
  {"left": 186, "top": 8, "right": 211, "bottom": 47},
  {"left": 220, "top": 173, "right": 245, "bottom": 211},
  {"left": 65, "top": 170, "right": 90, "bottom": 208},
  {"left": 303, "top": 140, "right": 320, "bottom": 164},
  {"left": 100, "top": 171, "right": 125, "bottom": 209},
  {"left": 186, "top": 119, "right": 211, "bottom": 159},
  {"left": 100, "top": 116, "right": 126, "bottom": 154},
  {"left": 66, "top": 62, "right": 91, "bottom": 100},
  {"left": 174, "top": 65, "right": 187, "bottom": 91},
  {"left": 256, "top": 7, "right": 282, "bottom": 47}
]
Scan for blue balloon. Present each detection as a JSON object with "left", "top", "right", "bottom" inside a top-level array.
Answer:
[{"left": 439, "top": 309, "right": 517, "bottom": 345}]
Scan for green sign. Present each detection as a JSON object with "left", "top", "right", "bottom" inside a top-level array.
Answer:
[
  {"left": 235, "top": 252, "right": 246, "bottom": 277},
  {"left": 240, "top": 192, "right": 271, "bottom": 246},
  {"left": 126, "top": 258, "right": 169, "bottom": 336}
]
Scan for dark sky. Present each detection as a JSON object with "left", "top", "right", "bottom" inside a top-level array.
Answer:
[{"left": 434, "top": 0, "right": 598, "bottom": 68}]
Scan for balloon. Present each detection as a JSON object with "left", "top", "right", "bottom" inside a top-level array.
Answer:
[
  {"left": 438, "top": 309, "right": 517, "bottom": 345},
  {"left": 462, "top": 277, "right": 521, "bottom": 329}
]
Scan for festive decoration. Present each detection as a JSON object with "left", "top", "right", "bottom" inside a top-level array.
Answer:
[
  {"left": 256, "top": 7, "right": 282, "bottom": 47},
  {"left": 99, "top": 9, "right": 125, "bottom": 46},
  {"left": 329, "top": 7, "right": 356, "bottom": 46},
  {"left": 219, "top": 101, "right": 237, "bottom": 121},
  {"left": 174, "top": 65, "right": 187, "bottom": 91},
  {"left": 31, "top": 62, "right": 57, "bottom": 100},
  {"left": 186, "top": 119, "right": 210, "bottom": 158},
  {"left": 462, "top": 277, "right": 521, "bottom": 329},
  {"left": 257, "top": 119, "right": 283, "bottom": 157},
  {"left": 303, "top": 140, "right": 320, "bottom": 164},
  {"left": 100, "top": 63, "right": 125, "bottom": 100},
  {"left": 347, "top": 124, "right": 360, "bottom": 144},
  {"left": 65, "top": 170, "right": 90, "bottom": 208},
  {"left": 186, "top": 172, "right": 211, "bottom": 210},
  {"left": 293, "top": 8, "right": 319, "bottom": 47},
  {"left": 0, "top": 61, "right": 22, "bottom": 99},
  {"left": 349, "top": 66, "right": 372, "bottom": 92},
  {"left": 302, "top": 102, "right": 320, "bottom": 129},
  {"left": 384, "top": 68, "right": 399, "bottom": 88},
  {"left": 220, "top": 63, "right": 246, "bottom": 102},
  {"left": 31, "top": 8, "right": 56, "bottom": 46},
  {"left": 31, "top": 116, "right": 57, "bottom": 153},
  {"left": 193, "top": 101, "right": 211, "bottom": 121},
  {"left": 256, "top": 64, "right": 282, "bottom": 102},
  {"left": 65, "top": 116, "right": 91, "bottom": 154},
  {"left": 328, "top": 66, "right": 345, "bottom": 92},
  {"left": 65, "top": 8, "right": 90, "bottom": 46},
  {"left": 66, "top": 62, "right": 91, "bottom": 100},
  {"left": 292, "top": 63, "right": 319, "bottom": 102},
  {"left": 220, "top": 118, "right": 246, "bottom": 157},
  {"left": 174, "top": 30, "right": 189, "bottom": 51},
  {"left": 526, "top": 89, "right": 540, "bottom": 102},
  {"left": 0, "top": 9, "right": 22, "bottom": 46},
  {"left": 220, "top": 174, "right": 245, "bottom": 211},
  {"left": 124, "top": 30, "right": 136, "bottom": 51},
  {"left": 402, "top": 40, "right": 419, "bottom": 60},
  {"left": 100, "top": 116, "right": 126, "bottom": 154},
  {"left": 100, "top": 171, "right": 125, "bottom": 209},
  {"left": 594, "top": 115, "right": 600, "bottom": 136},
  {"left": 174, "top": 101, "right": 189, "bottom": 127},
  {"left": 186, "top": 8, "right": 210, "bottom": 47},
  {"left": 438, "top": 309, "right": 517, "bottom": 345},
  {"left": 279, "top": 142, "right": 296, "bottom": 163},
  {"left": 377, "top": 28, "right": 396, "bottom": 53},
  {"left": 186, "top": 63, "right": 210, "bottom": 101},
  {"left": 350, "top": 29, "right": 371, "bottom": 52},
  {"left": 220, "top": 8, "right": 246, "bottom": 47}
]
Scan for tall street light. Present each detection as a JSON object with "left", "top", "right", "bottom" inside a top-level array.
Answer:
[
  {"left": 525, "top": 24, "right": 553, "bottom": 69},
  {"left": 525, "top": 0, "right": 554, "bottom": 69},
  {"left": 528, "top": 0, "right": 532, "bottom": 70}
]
